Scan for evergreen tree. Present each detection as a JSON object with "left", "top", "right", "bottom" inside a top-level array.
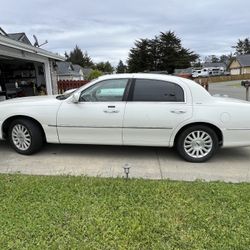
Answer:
[
  {"left": 127, "top": 39, "right": 152, "bottom": 73},
  {"left": 192, "top": 58, "right": 202, "bottom": 68},
  {"left": 116, "top": 60, "right": 127, "bottom": 73},
  {"left": 103, "top": 61, "right": 114, "bottom": 73},
  {"left": 127, "top": 31, "right": 198, "bottom": 73},
  {"left": 82, "top": 52, "right": 94, "bottom": 68},
  {"left": 66, "top": 45, "right": 94, "bottom": 67},
  {"left": 233, "top": 38, "right": 250, "bottom": 55},
  {"left": 95, "top": 61, "right": 114, "bottom": 73}
]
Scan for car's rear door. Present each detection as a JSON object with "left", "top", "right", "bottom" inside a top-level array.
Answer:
[
  {"left": 122, "top": 78, "right": 192, "bottom": 146},
  {"left": 57, "top": 78, "right": 130, "bottom": 144}
]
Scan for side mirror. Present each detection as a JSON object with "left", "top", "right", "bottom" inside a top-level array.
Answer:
[{"left": 71, "top": 92, "right": 80, "bottom": 103}]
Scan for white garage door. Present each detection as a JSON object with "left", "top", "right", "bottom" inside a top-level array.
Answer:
[{"left": 230, "top": 68, "right": 240, "bottom": 75}]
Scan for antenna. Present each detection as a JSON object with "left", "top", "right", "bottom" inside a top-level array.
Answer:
[
  {"left": 33, "top": 35, "right": 39, "bottom": 47},
  {"left": 33, "top": 35, "right": 48, "bottom": 47}
]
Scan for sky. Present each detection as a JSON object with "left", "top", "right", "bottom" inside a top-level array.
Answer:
[{"left": 1, "top": 0, "right": 250, "bottom": 65}]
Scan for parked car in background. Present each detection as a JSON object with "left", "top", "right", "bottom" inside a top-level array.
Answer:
[
  {"left": 210, "top": 67, "right": 225, "bottom": 76},
  {"left": 192, "top": 67, "right": 226, "bottom": 78},
  {"left": 192, "top": 68, "right": 210, "bottom": 78},
  {"left": 1, "top": 73, "right": 250, "bottom": 162}
]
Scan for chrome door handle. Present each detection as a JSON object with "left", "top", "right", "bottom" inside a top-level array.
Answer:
[
  {"left": 170, "top": 110, "right": 187, "bottom": 114},
  {"left": 104, "top": 110, "right": 119, "bottom": 113}
]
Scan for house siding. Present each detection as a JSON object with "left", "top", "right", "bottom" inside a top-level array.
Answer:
[
  {"left": 242, "top": 67, "right": 250, "bottom": 74},
  {"left": 229, "top": 60, "right": 240, "bottom": 75},
  {"left": 229, "top": 59, "right": 250, "bottom": 75}
]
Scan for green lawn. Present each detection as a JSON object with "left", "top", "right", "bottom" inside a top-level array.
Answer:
[{"left": 0, "top": 175, "right": 249, "bottom": 250}]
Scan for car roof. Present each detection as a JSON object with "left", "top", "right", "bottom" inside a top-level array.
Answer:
[
  {"left": 97, "top": 73, "right": 204, "bottom": 88},
  {"left": 98, "top": 73, "right": 180, "bottom": 81}
]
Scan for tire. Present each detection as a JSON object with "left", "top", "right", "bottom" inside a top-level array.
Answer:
[
  {"left": 176, "top": 125, "right": 219, "bottom": 163},
  {"left": 8, "top": 119, "right": 44, "bottom": 155}
]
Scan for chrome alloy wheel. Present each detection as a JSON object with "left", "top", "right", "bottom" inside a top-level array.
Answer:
[
  {"left": 11, "top": 124, "right": 31, "bottom": 151},
  {"left": 183, "top": 130, "right": 213, "bottom": 159}
]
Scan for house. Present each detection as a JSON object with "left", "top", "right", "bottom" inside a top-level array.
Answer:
[
  {"left": 7, "top": 32, "right": 32, "bottom": 45},
  {"left": 56, "top": 61, "right": 92, "bottom": 81},
  {"left": 0, "top": 27, "right": 64, "bottom": 98},
  {"left": 228, "top": 54, "right": 250, "bottom": 75},
  {"left": 82, "top": 67, "right": 93, "bottom": 78},
  {"left": 56, "top": 62, "right": 83, "bottom": 81}
]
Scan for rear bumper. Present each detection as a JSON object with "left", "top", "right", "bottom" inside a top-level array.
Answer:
[{"left": 223, "top": 129, "right": 250, "bottom": 147}]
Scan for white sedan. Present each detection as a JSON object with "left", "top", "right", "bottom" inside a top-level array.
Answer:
[{"left": 0, "top": 73, "right": 250, "bottom": 162}]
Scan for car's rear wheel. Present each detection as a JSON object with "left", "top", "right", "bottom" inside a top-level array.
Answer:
[
  {"left": 8, "top": 119, "right": 44, "bottom": 155},
  {"left": 176, "top": 125, "right": 219, "bottom": 162}
]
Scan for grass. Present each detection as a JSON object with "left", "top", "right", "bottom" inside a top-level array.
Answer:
[{"left": 0, "top": 175, "right": 250, "bottom": 249}]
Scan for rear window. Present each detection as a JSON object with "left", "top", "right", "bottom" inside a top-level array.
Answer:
[{"left": 132, "top": 79, "right": 184, "bottom": 102}]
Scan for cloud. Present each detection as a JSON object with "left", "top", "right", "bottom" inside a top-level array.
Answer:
[{"left": 1, "top": 0, "right": 250, "bottom": 65}]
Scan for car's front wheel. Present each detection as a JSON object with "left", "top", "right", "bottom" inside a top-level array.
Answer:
[
  {"left": 176, "top": 125, "right": 219, "bottom": 162},
  {"left": 8, "top": 119, "right": 44, "bottom": 155}
]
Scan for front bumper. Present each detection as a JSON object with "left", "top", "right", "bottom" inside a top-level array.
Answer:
[{"left": 0, "top": 120, "right": 3, "bottom": 140}]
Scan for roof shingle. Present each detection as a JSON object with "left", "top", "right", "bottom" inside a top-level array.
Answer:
[{"left": 236, "top": 54, "right": 250, "bottom": 67}]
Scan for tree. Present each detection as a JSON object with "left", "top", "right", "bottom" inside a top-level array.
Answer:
[
  {"left": 211, "top": 55, "right": 219, "bottom": 63},
  {"left": 127, "top": 39, "right": 152, "bottom": 73},
  {"left": 87, "top": 69, "right": 103, "bottom": 80},
  {"left": 127, "top": 31, "right": 198, "bottom": 74},
  {"left": 233, "top": 38, "right": 250, "bottom": 55},
  {"left": 66, "top": 45, "right": 94, "bottom": 67},
  {"left": 116, "top": 60, "right": 127, "bottom": 73},
  {"left": 204, "top": 55, "right": 220, "bottom": 63},
  {"left": 103, "top": 61, "right": 114, "bottom": 73},
  {"left": 82, "top": 52, "right": 94, "bottom": 68},
  {"left": 192, "top": 58, "right": 202, "bottom": 68},
  {"left": 219, "top": 54, "right": 233, "bottom": 64},
  {"left": 95, "top": 61, "right": 114, "bottom": 73}
]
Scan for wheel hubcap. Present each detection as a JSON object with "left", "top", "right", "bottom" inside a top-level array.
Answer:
[
  {"left": 12, "top": 124, "right": 31, "bottom": 151},
  {"left": 184, "top": 131, "right": 213, "bottom": 159}
]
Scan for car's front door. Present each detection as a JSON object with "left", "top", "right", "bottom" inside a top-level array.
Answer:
[
  {"left": 57, "top": 78, "right": 129, "bottom": 144},
  {"left": 123, "top": 78, "right": 192, "bottom": 146}
]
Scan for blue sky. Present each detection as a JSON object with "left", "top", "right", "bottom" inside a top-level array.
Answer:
[{"left": 1, "top": 0, "right": 249, "bottom": 65}]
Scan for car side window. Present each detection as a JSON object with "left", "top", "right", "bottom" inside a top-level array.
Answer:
[
  {"left": 79, "top": 79, "right": 128, "bottom": 102},
  {"left": 132, "top": 79, "right": 184, "bottom": 102}
]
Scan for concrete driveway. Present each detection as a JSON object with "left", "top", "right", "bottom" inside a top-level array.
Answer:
[{"left": 1, "top": 140, "right": 250, "bottom": 183}]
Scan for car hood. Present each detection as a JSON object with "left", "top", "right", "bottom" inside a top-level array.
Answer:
[{"left": 0, "top": 95, "right": 61, "bottom": 106}]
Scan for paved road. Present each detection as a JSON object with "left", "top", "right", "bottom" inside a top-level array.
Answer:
[
  {"left": 209, "top": 80, "right": 247, "bottom": 100},
  {"left": 1, "top": 141, "right": 250, "bottom": 183}
]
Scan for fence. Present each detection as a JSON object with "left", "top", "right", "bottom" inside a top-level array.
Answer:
[
  {"left": 193, "top": 78, "right": 209, "bottom": 91},
  {"left": 57, "top": 80, "right": 89, "bottom": 94}
]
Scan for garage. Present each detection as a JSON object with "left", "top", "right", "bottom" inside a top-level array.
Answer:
[
  {"left": 0, "top": 58, "right": 47, "bottom": 99},
  {"left": 0, "top": 28, "right": 64, "bottom": 101},
  {"left": 230, "top": 68, "right": 241, "bottom": 75}
]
